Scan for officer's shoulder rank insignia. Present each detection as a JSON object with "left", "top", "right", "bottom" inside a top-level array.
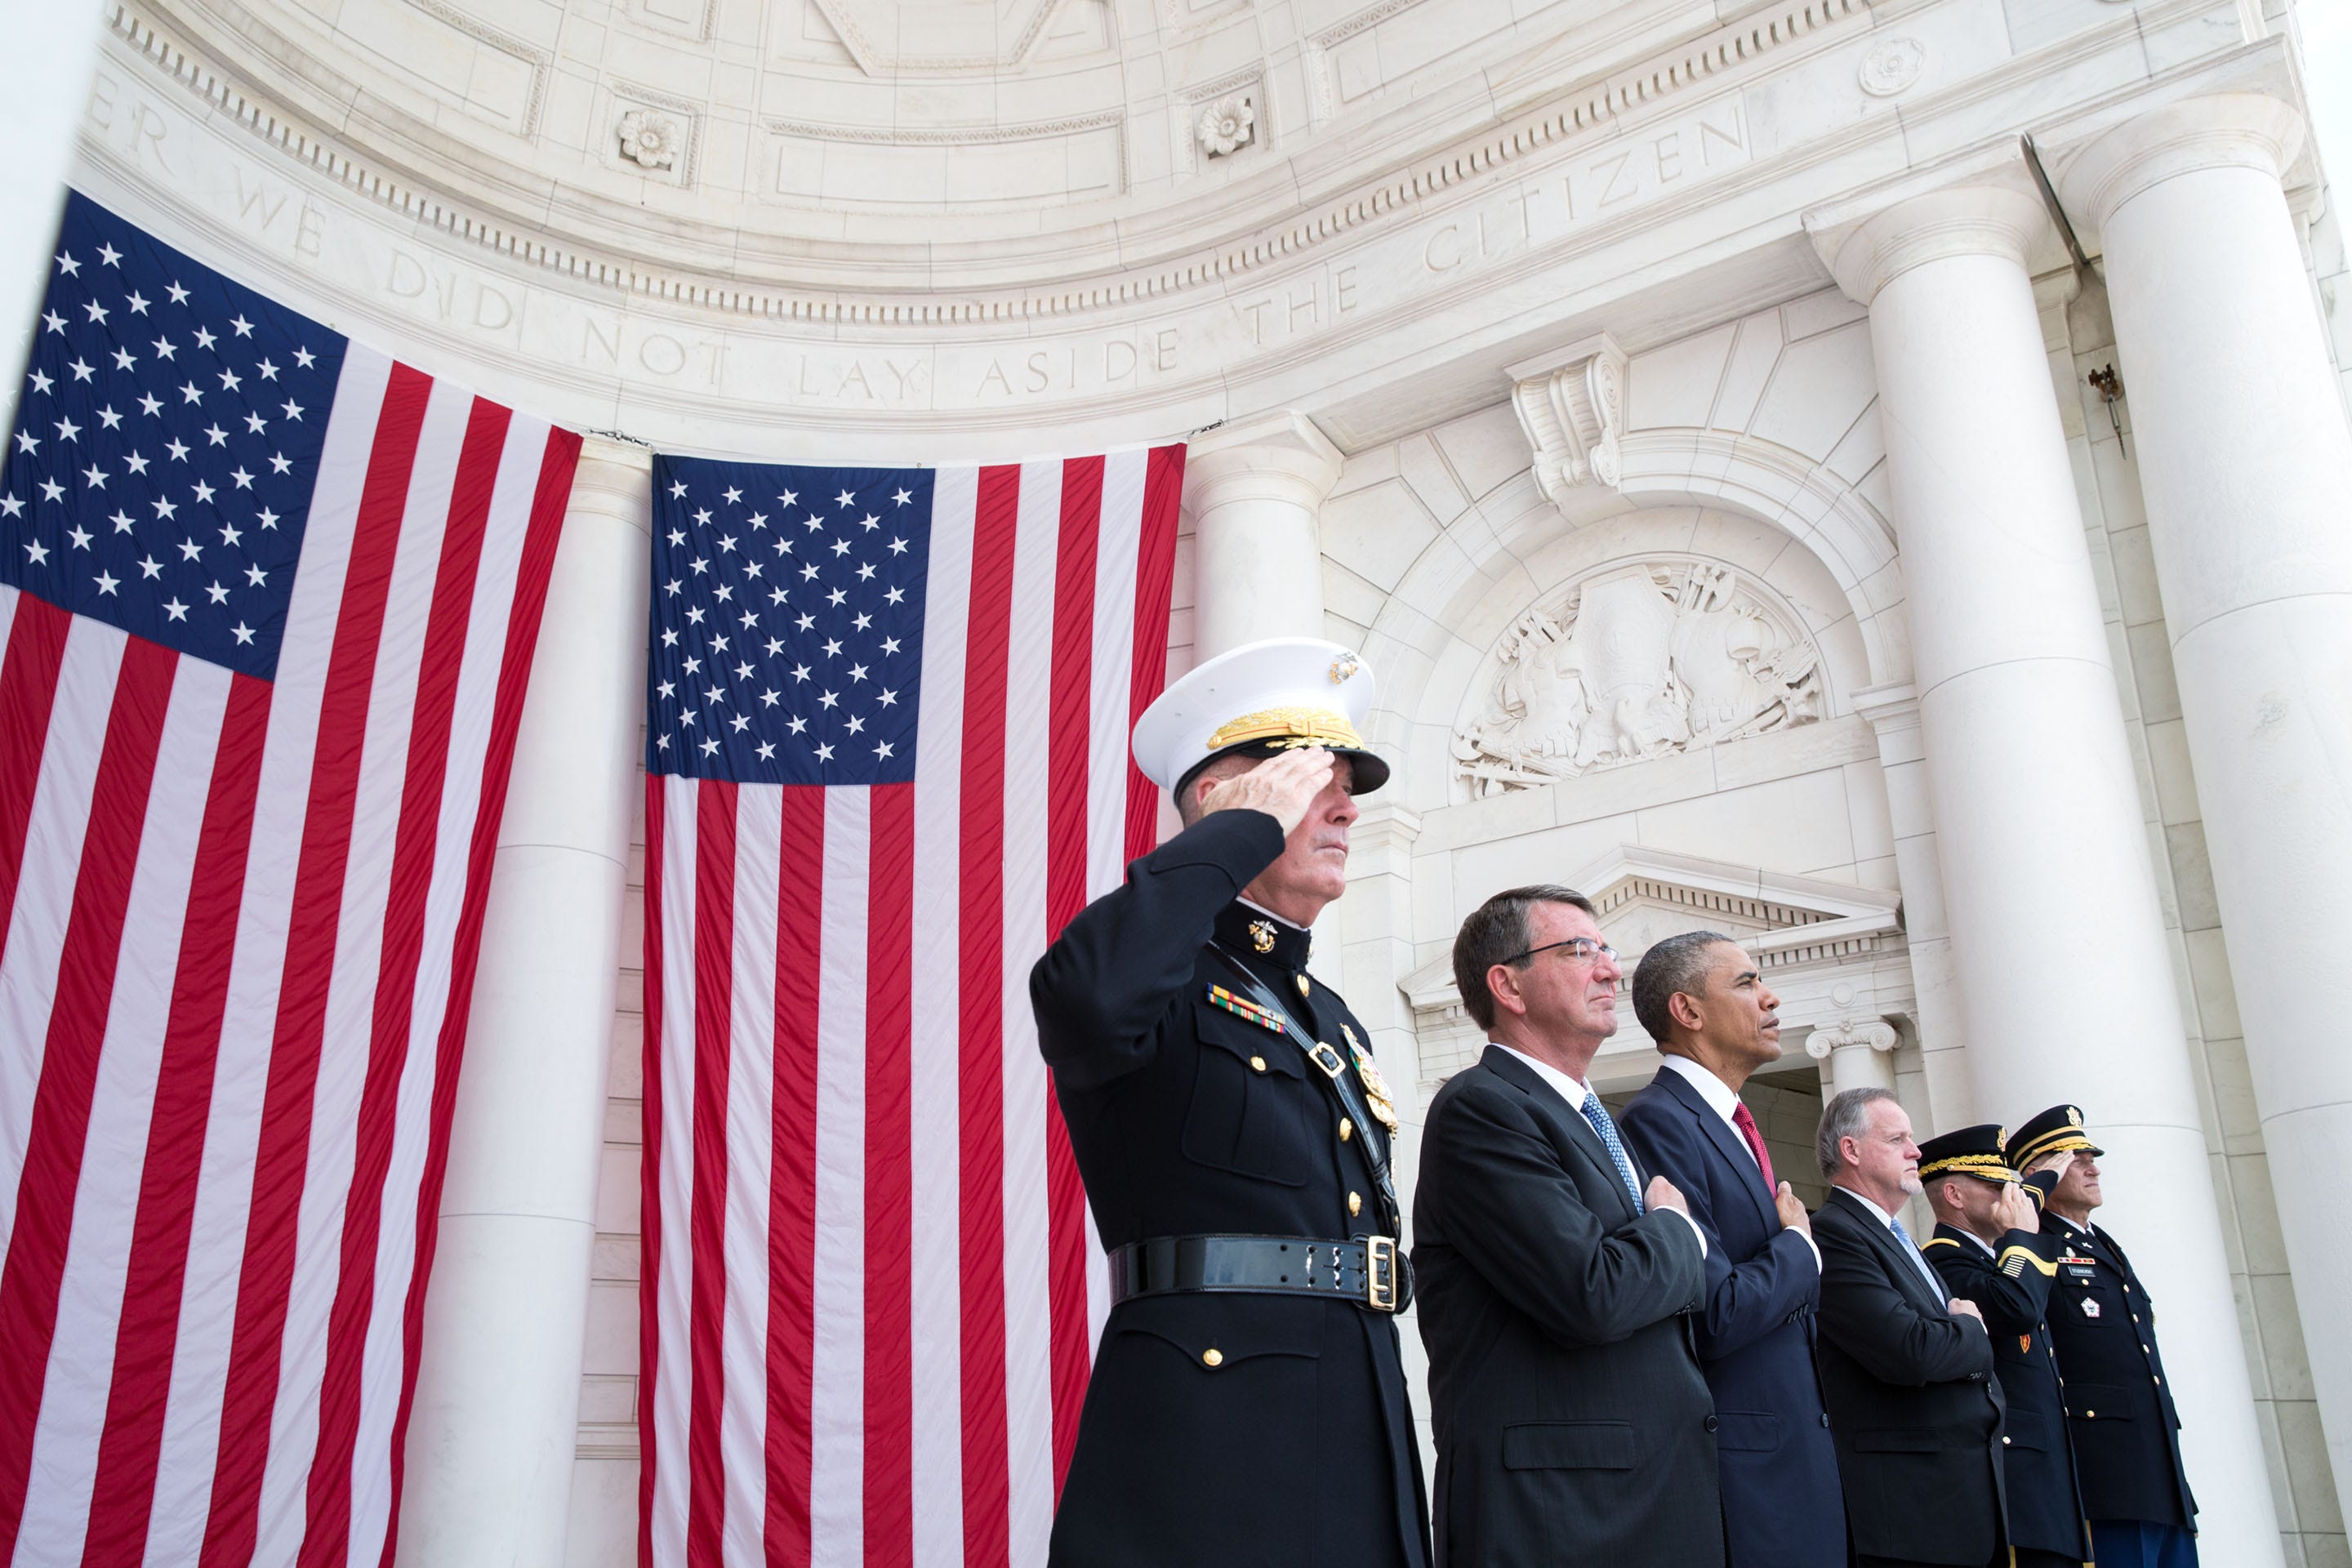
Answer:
[
  {"left": 1248, "top": 919, "right": 1276, "bottom": 953},
  {"left": 1206, "top": 984, "right": 1285, "bottom": 1034}
]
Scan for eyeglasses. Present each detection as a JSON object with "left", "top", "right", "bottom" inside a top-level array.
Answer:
[{"left": 1504, "top": 936, "right": 1618, "bottom": 966}]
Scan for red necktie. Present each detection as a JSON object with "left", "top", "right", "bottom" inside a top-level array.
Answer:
[{"left": 1731, "top": 1101, "right": 1776, "bottom": 1192}]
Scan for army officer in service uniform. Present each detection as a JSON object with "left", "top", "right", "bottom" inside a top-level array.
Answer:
[
  {"left": 1029, "top": 638, "right": 1430, "bottom": 1568},
  {"left": 1916, "top": 1125, "right": 2091, "bottom": 1568},
  {"left": 2011, "top": 1105, "right": 2199, "bottom": 1568}
]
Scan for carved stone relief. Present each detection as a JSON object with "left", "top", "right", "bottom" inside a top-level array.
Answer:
[
  {"left": 618, "top": 109, "right": 681, "bottom": 171},
  {"left": 1196, "top": 95, "right": 1257, "bottom": 158},
  {"left": 1454, "top": 560, "right": 1823, "bottom": 797}
]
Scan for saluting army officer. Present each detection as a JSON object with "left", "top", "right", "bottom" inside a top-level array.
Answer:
[
  {"left": 1916, "top": 1125, "right": 2091, "bottom": 1568},
  {"left": 2010, "top": 1106, "right": 2199, "bottom": 1568},
  {"left": 1029, "top": 637, "right": 1431, "bottom": 1568}
]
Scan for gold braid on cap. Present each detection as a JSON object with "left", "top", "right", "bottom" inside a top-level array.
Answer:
[
  {"left": 1205, "top": 706, "right": 1362, "bottom": 754},
  {"left": 1918, "top": 1153, "right": 2019, "bottom": 1182}
]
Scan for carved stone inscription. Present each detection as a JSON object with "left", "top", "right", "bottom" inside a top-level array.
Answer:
[{"left": 1454, "top": 561, "right": 1822, "bottom": 797}]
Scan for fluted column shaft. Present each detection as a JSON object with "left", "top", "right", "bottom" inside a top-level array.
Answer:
[
  {"left": 1814, "top": 185, "right": 2280, "bottom": 1561},
  {"left": 2065, "top": 93, "right": 2352, "bottom": 1514},
  {"left": 1182, "top": 410, "right": 1343, "bottom": 660},
  {"left": 395, "top": 440, "right": 651, "bottom": 1566}
]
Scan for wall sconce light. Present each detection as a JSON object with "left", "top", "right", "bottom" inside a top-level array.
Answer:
[{"left": 2088, "top": 363, "right": 2125, "bottom": 455}]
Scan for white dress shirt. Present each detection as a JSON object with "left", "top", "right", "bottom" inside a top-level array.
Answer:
[
  {"left": 1492, "top": 1045, "right": 1707, "bottom": 1259},
  {"left": 1658, "top": 1054, "right": 1820, "bottom": 1270},
  {"left": 1830, "top": 1186, "right": 1967, "bottom": 1318}
]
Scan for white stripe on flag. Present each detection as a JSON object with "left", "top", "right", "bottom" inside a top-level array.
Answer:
[
  {"left": 0, "top": 617, "right": 126, "bottom": 1262},
  {"left": 906, "top": 465, "right": 973, "bottom": 1568},
  {"left": 999, "top": 459, "right": 1062, "bottom": 1568},
  {"left": 149, "top": 347, "right": 392, "bottom": 1552},
  {"left": 11, "top": 655, "right": 228, "bottom": 1568},
  {"left": 648, "top": 773, "right": 699, "bottom": 1568},
  {"left": 810, "top": 785, "right": 871, "bottom": 1566},
  {"left": 724, "top": 784, "right": 779, "bottom": 1566}
]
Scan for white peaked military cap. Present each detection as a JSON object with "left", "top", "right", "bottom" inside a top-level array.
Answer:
[{"left": 1131, "top": 635, "right": 1390, "bottom": 800}]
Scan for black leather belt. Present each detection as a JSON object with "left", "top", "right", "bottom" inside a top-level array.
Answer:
[{"left": 1109, "top": 1233, "right": 1410, "bottom": 1313}]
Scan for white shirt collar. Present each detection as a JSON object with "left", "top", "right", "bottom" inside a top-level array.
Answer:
[
  {"left": 1492, "top": 1043, "right": 1592, "bottom": 1112},
  {"left": 1236, "top": 897, "right": 1304, "bottom": 931},
  {"left": 1659, "top": 1054, "right": 1742, "bottom": 1122},
  {"left": 1833, "top": 1183, "right": 1905, "bottom": 1229},
  {"left": 1961, "top": 1228, "right": 1996, "bottom": 1257}
]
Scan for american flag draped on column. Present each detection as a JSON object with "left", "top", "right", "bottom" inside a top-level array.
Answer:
[
  {"left": 0, "top": 193, "right": 581, "bottom": 1566},
  {"left": 640, "top": 448, "right": 1185, "bottom": 1566}
]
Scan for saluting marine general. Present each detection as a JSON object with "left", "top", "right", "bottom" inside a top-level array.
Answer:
[{"left": 1029, "top": 638, "right": 1431, "bottom": 1568}]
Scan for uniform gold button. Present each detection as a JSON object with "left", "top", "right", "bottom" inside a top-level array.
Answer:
[
  {"left": 1339, "top": 1118, "right": 1354, "bottom": 1142},
  {"left": 1297, "top": 976, "right": 1310, "bottom": 997},
  {"left": 2002, "top": 1437, "right": 2012, "bottom": 1446},
  {"left": 1250, "top": 1055, "right": 1267, "bottom": 1072},
  {"left": 2086, "top": 1410, "right": 2096, "bottom": 1419},
  {"left": 1202, "top": 1348, "right": 1223, "bottom": 1368},
  {"left": 2153, "top": 1376, "right": 2161, "bottom": 1386},
  {"left": 1348, "top": 1192, "right": 1363, "bottom": 1217}
]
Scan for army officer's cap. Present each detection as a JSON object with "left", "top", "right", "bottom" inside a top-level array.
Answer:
[
  {"left": 1917, "top": 1123, "right": 2020, "bottom": 1185},
  {"left": 2007, "top": 1104, "right": 2105, "bottom": 1169},
  {"left": 1133, "top": 635, "right": 1390, "bottom": 800}
]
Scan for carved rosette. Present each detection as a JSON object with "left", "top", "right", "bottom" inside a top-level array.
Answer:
[
  {"left": 1453, "top": 559, "right": 1825, "bottom": 798},
  {"left": 618, "top": 109, "right": 681, "bottom": 171},
  {"left": 1196, "top": 96, "right": 1256, "bottom": 158}
]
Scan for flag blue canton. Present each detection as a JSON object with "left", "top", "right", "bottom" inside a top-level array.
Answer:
[
  {"left": 647, "top": 457, "right": 933, "bottom": 786},
  {"left": 0, "top": 192, "right": 345, "bottom": 681}
]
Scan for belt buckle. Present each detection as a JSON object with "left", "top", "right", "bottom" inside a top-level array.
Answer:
[{"left": 1365, "top": 1235, "right": 1398, "bottom": 1312}]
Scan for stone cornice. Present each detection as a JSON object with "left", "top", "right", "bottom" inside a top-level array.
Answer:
[{"left": 107, "top": 0, "right": 1872, "bottom": 325}]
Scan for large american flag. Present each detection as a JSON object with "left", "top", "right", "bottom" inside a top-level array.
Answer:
[
  {"left": 0, "top": 192, "right": 580, "bottom": 1566},
  {"left": 641, "top": 447, "right": 1184, "bottom": 1566}
]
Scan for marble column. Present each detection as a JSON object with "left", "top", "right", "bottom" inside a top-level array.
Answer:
[
  {"left": 0, "top": 1, "right": 103, "bottom": 435},
  {"left": 1811, "top": 185, "right": 2282, "bottom": 1561},
  {"left": 396, "top": 440, "right": 652, "bottom": 1566},
  {"left": 2064, "top": 93, "right": 2352, "bottom": 1511},
  {"left": 1805, "top": 1018, "right": 1897, "bottom": 1101},
  {"left": 1182, "top": 409, "right": 1343, "bottom": 660}
]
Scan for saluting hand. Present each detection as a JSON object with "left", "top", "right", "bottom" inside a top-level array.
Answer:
[
  {"left": 1993, "top": 1179, "right": 2040, "bottom": 1236},
  {"left": 1773, "top": 1181, "right": 1812, "bottom": 1237},
  {"left": 1199, "top": 746, "right": 1337, "bottom": 836}
]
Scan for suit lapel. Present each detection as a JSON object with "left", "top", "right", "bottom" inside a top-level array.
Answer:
[
  {"left": 1481, "top": 1045, "right": 1637, "bottom": 1221},
  {"left": 1652, "top": 1066, "right": 1775, "bottom": 1231},
  {"left": 1830, "top": 1187, "right": 1946, "bottom": 1314}
]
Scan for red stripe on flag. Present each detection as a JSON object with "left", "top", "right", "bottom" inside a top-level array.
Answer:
[
  {"left": 763, "top": 786, "right": 825, "bottom": 1566},
  {"left": 381, "top": 424, "right": 579, "bottom": 1567},
  {"left": 0, "top": 635, "right": 178, "bottom": 1555},
  {"left": 636, "top": 770, "right": 669, "bottom": 1568},
  {"left": 1042, "top": 456, "right": 1103, "bottom": 1496},
  {"left": 300, "top": 397, "right": 514, "bottom": 1566},
  {"left": 1126, "top": 448, "right": 1186, "bottom": 858},
  {"left": 0, "top": 595, "right": 73, "bottom": 960},
  {"left": 957, "top": 464, "right": 1022, "bottom": 1568},
  {"left": 83, "top": 671, "right": 273, "bottom": 1568},
  {"left": 686, "top": 779, "right": 738, "bottom": 1566},
  {"left": 203, "top": 362, "right": 435, "bottom": 1568},
  {"left": 863, "top": 781, "right": 916, "bottom": 1566}
]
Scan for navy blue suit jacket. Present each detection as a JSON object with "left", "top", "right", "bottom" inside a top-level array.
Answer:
[{"left": 1618, "top": 1064, "right": 1846, "bottom": 1568}]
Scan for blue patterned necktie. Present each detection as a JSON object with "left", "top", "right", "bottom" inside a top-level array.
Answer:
[
  {"left": 1889, "top": 1217, "right": 1949, "bottom": 1306},
  {"left": 1577, "top": 1094, "right": 1645, "bottom": 1213}
]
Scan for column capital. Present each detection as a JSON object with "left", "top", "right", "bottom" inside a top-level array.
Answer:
[
  {"left": 1808, "top": 184, "right": 2050, "bottom": 308},
  {"left": 1850, "top": 679, "right": 1920, "bottom": 733},
  {"left": 1184, "top": 408, "right": 1345, "bottom": 514},
  {"left": 2056, "top": 92, "right": 2306, "bottom": 234},
  {"left": 569, "top": 437, "right": 654, "bottom": 529}
]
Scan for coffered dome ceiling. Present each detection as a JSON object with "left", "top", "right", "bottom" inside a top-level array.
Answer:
[{"left": 130, "top": 0, "right": 1770, "bottom": 292}]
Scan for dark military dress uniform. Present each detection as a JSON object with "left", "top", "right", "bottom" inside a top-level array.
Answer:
[
  {"left": 1920, "top": 1160, "right": 2091, "bottom": 1568},
  {"left": 1030, "top": 806, "right": 1431, "bottom": 1568},
  {"left": 2011, "top": 1107, "right": 2198, "bottom": 1568}
]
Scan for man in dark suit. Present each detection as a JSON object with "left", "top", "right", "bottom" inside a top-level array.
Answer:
[
  {"left": 1811, "top": 1087, "right": 2007, "bottom": 1568},
  {"left": 1414, "top": 885, "right": 1722, "bottom": 1568},
  {"left": 1031, "top": 638, "right": 1429, "bottom": 1568},
  {"left": 2010, "top": 1105, "right": 2199, "bottom": 1568},
  {"left": 1617, "top": 931, "right": 1845, "bottom": 1568},
  {"left": 1915, "top": 1125, "right": 2090, "bottom": 1568}
]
